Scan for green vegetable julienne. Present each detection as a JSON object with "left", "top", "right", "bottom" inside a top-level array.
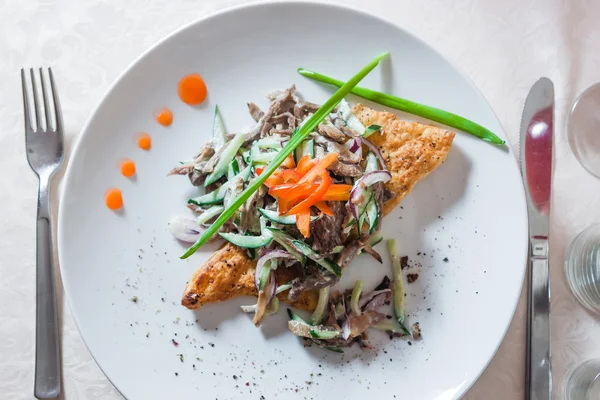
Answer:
[
  {"left": 180, "top": 53, "right": 389, "bottom": 259},
  {"left": 387, "top": 239, "right": 411, "bottom": 336},
  {"left": 297, "top": 68, "right": 505, "bottom": 145}
]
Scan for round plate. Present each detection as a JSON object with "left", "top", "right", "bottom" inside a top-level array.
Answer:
[{"left": 58, "top": 2, "right": 527, "bottom": 399}]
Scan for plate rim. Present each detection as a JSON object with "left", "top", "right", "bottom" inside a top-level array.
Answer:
[{"left": 57, "top": 1, "right": 528, "bottom": 398}]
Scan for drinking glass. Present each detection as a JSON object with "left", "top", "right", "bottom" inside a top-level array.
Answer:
[{"left": 563, "top": 359, "right": 600, "bottom": 400}]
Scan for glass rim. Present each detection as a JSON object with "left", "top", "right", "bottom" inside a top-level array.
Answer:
[{"left": 567, "top": 82, "right": 600, "bottom": 180}]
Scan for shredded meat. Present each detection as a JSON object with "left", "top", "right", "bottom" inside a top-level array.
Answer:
[
  {"left": 288, "top": 270, "right": 338, "bottom": 302},
  {"left": 336, "top": 241, "right": 362, "bottom": 269},
  {"left": 314, "top": 135, "right": 361, "bottom": 164},
  {"left": 328, "top": 160, "right": 363, "bottom": 177},
  {"left": 318, "top": 122, "right": 346, "bottom": 143},
  {"left": 293, "top": 101, "right": 320, "bottom": 121},
  {"left": 312, "top": 201, "right": 346, "bottom": 255},
  {"left": 247, "top": 102, "right": 264, "bottom": 122}
]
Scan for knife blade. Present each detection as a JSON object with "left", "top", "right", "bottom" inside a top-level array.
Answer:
[{"left": 520, "top": 77, "right": 554, "bottom": 400}]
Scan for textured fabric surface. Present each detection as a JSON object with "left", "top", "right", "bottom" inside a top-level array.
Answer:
[{"left": 1, "top": 0, "right": 598, "bottom": 398}]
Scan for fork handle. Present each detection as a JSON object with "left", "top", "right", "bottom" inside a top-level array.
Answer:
[{"left": 34, "top": 180, "right": 61, "bottom": 399}]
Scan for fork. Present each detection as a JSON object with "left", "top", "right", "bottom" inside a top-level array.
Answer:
[{"left": 21, "top": 68, "right": 64, "bottom": 399}]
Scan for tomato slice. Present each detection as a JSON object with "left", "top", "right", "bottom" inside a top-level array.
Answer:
[
  {"left": 296, "top": 155, "right": 317, "bottom": 175},
  {"left": 264, "top": 170, "right": 284, "bottom": 188},
  {"left": 281, "top": 169, "right": 302, "bottom": 183},
  {"left": 321, "top": 192, "right": 350, "bottom": 201},
  {"left": 281, "top": 153, "right": 296, "bottom": 169},
  {"left": 287, "top": 171, "right": 331, "bottom": 215},
  {"left": 296, "top": 210, "right": 311, "bottom": 238},
  {"left": 325, "top": 184, "right": 353, "bottom": 194},
  {"left": 297, "top": 153, "right": 339, "bottom": 185},
  {"left": 315, "top": 201, "right": 333, "bottom": 216}
]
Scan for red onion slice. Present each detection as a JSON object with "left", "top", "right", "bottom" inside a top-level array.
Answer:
[
  {"left": 255, "top": 250, "right": 295, "bottom": 290},
  {"left": 362, "top": 139, "right": 388, "bottom": 171},
  {"left": 348, "top": 171, "right": 392, "bottom": 219},
  {"left": 266, "top": 270, "right": 277, "bottom": 305},
  {"left": 346, "top": 137, "right": 362, "bottom": 153},
  {"left": 168, "top": 215, "right": 203, "bottom": 243}
]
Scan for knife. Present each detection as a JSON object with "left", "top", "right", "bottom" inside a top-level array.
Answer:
[{"left": 520, "top": 77, "right": 554, "bottom": 400}]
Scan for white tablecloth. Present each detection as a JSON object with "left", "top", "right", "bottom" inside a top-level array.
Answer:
[{"left": 1, "top": 0, "right": 599, "bottom": 398}]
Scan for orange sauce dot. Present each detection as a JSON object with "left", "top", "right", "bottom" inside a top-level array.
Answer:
[
  {"left": 105, "top": 188, "right": 123, "bottom": 210},
  {"left": 120, "top": 159, "right": 136, "bottom": 177},
  {"left": 138, "top": 133, "right": 152, "bottom": 150},
  {"left": 178, "top": 73, "right": 207, "bottom": 105},
  {"left": 155, "top": 108, "right": 173, "bottom": 126}
]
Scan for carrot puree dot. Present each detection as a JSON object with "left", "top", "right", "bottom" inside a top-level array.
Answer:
[
  {"left": 137, "top": 133, "right": 152, "bottom": 150},
  {"left": 178, "top": 73, "right": 207, "bottom": 105},
  {"left": 120, "top": 159, "right": 136, "bottom": 177},
  {"left": 155, "top": 108, "right": 173, "bottom": 126},
  {"left": 105, "top": 188, "right": 123, "bottom": 210}
]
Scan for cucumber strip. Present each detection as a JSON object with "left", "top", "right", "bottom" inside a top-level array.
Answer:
[
  {"left": 363, "top": 124, "right": 382, "bottom": 138},
  {"left": 218, "top": 232, "right": 273, "bottom": 248},
  {"left": 387, "top": 239, "right": 409, "bottom": 331},
  {"left": 258, "top": 208, "right": 317, "bottom": 225},
  {"left": 309, "top": 287, "right": 330, "bottom": 325},
  {"left": 357, "top": 209, "right": 367, "bottom": 236},
  {"left": 259, "top": 216, "right": 269, "bottom": 235},
  {"left": 365, "top": 151, "right": 378, "bottom": 173},
  {"left": 212, "top": 105, "right": 227, "bottom": 144},
  {"left": 251, "top": 151, "right": 279, "bottom": 164},
  {"left": 295, "top": 138, "right": 315, "bottom": 161},
  {"left": 267, "top": 297, "right": 279, "bottom": 314},
  {"left": 227, "top": 162, "right": 235, "bottom": 181},
  {"left": 258, "top": 260, "right": 272, "bottom": 291},
  {"left": 204, "top": 133, "right": 245, "bottom": 186},
  {"left": 188, "top": 190, "right": 224, "bottom": 207},
  {"left": 188, "top": 166, "right": 251, "bottom": 206},
  {"left": 287, "top": 309, "right": 341, "bottom": 339},
  {"left": 303, "top": 139, "right": 315, "bottom": 158},
  {"left": 241, "top": 296, "right": 279, "bottom": 315},
  {"left": 291, "top": 240, "right": 342, "bottom": 277},
  {"left": 365, "top": 196, "right": 379, "bottom": 234},
  {"left": 373, "top": 319, "right": 410, "bottom": 335},
  {"left": 276, "top": 283, "right": 292, "bottom": 295},
  {"left": 350, "top": 280, "right": 363, "bottom": 316},
  {"left": 338, "top": 99, "right": 365, "bottom": 135},
  {"left": 287, "top": 308, "right": 308, "bottom": 323},
  {"left": 227, "top": 158, "right": 240, "bottom": 180},
  {"left": 196, "top": 205, "right": 224, "bottom": 225},
  {"left": 369, "top": 232, "right": 383, "bottom": 247},
  {"left": 254, "top": 136, "right": 284, "bottom": 150},
  {"left": 265, "top": 228, "right": 306, "bottom": 263},
  {"left": 309, "top": 329, "right": 340, "bottom": 339},
  {"left": 241, "top": 149, "right": 251, "bottom": 164}
]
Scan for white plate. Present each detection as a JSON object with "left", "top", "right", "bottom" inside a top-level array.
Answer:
[{"left": 58, "top": 2, "right": 527, "bottom": 399}]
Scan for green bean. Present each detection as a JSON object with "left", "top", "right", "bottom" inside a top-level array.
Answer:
[
  {"left": 180, "top": 53, "right": 389, "bottom": 259},
  {"left": 297, "top": 68, "right": 505, "bottom": 146}
]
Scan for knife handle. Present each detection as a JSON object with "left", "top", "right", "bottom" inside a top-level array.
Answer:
[{"left": 526, "top": 238, "right": 552, "bottom": 400}]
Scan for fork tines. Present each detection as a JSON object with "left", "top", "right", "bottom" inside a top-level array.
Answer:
[{"left": 21, "top": 68, "right": 62, "bottom": 134}]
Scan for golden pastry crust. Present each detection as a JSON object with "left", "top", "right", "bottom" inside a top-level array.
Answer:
[
  {"left": 182, "top": 105, "right": 454, "bottom": 311},
  {"left": 353, "top": 103, "right": 455, "bottom": 216},
  {"left": 182, "top": 242, "right": 318, "bottom": 311}
]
